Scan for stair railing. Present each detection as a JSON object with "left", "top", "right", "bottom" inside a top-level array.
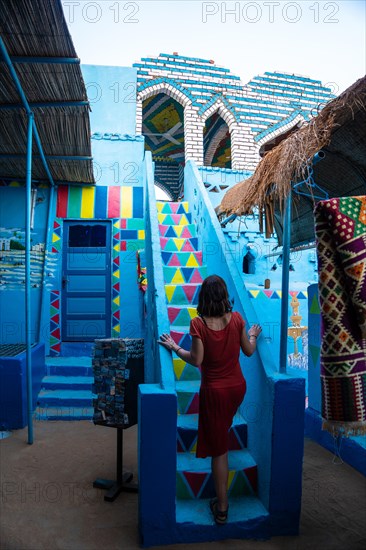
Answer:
[{"left": 143, "top": 151, "right": 175, "bottom": 390}]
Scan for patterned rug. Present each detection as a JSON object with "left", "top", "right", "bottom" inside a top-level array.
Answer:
[{"left": 315, "top": 196, "right": 366, "bottom": 437}]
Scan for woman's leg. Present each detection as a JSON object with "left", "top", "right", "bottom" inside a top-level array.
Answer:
[{"left": 211, "top": 452, "right": 229, "bottom": 511}]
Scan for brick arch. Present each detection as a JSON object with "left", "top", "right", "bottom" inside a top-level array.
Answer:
[
  {"left": 137, "top": 79, "right": 193, "bottom": 107},
  {"left": 256, "top": 113, "right": 305, "bottom": 149},
  {"left": 200, "top": 98, "right": 236, "bottom": 128}
]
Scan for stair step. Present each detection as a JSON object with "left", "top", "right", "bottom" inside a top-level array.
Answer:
[
  {"left": 37, "top": 389, "right": 94, "bottom": 408},
  {"left": 161, "top": 250, "right": 203, "bottom": 267},
  {"left": 176, "top": 380, "right": 200, "bottom": 414},
  {"left": 177, "top": 413, "right": 247, "bottom": 453},
  {"left": 160, "top": 236, "right": 198, "bottom": 252},
  {"left": 41, "top": 375, "right": 93, "bottom": 390},
  {"left": 173, "top": 357, "right": 201, "bottom": 382},
  {"left": 163, "top": 266, "right": 207, "bottom": 285},
  {"left": 46, "top": 356, "right": 92, "bottom": 376},
  {"left": 165, "top": 283, "right": 201, "bottom": 305},
  {"left": 157, "top": 201, "right": 189, "bottom": 214},
  {"left": 157, "top": 212, "right": 192, "bottom": 225},
  {"left": 168, "top": 305, "right": 197, "bottom": 327},
  {"left": 176, "top": 495, "right": 269, "bottom": 526},
  {"left": 159, "top": 223, "right": 197, "bottom": 239},
  {"left": 34, "top": 406, "right": 94, "bottom": 421},
  {"left": 176, "top": 449, "right": 257, "bottom": 499}
]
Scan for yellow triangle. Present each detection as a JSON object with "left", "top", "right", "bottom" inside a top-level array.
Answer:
[
  {"left": 188, "top": 307, "right": 198, "bottom": 319},
  {"left": 179, "top": 216, "right": 188, "bottom": 226},
  {"left": 171, "top": 269, "right": 185, "bottom": 284},
  {"left": 173, "top": 238, "right": 185, "bottom": 251},
  {"left": 173, "top": 359, "right": 186, "bottom": 380},
  {"left": 113, "top": 221, "right": 120, "bottom": 228},
  {"left": 191, "top": 441, "right": 197, "bottom": 453},
  {"left": 113, "top": 296, "right": 120, "bottom": 306},
  {"left": 156, "top": 202, "right": 164, "bottom": 212},
  {"left": 113, "top": 324, "right": 120, "bottom": 333},
  {"left": 174, "top": 225, "right": 184, "bottom": 237},
  {"left": 52, "top": 233, "right": 60, "bottom": 243},
  {"left": 181, "top": 201, "right": 189, "bottom": 212},
  {"left": 165, "top": 285, "right": 175, "bottom": 303},
  {"left": 113, "top": 244, "right": 119, "bottom": 252},
  {"left": 249, "top": 290, "right": 260, "bottom": 298},
  {"left": 157, "top": 213, "right": 165, "bottom": 223},
  {"left": 227, "top": 470, "right": 236, "bottom": 489},
  {"left": 113, "top": 269, "right": 120, "bottom": 279},
  {"left": 276, "top": 290, "right": 282, "bottom": 298},
  {"left": 186, "top": 253, "right": 199, "bottom": 267}
]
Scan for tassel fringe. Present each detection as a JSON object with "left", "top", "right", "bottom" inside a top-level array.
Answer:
[{"left": 322, "top": 419, "right": 366, "bottom": 438}]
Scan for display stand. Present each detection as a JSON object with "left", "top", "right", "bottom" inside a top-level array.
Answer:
[{"left": 93, "top": 427, "right": 138, "bottom": 501}]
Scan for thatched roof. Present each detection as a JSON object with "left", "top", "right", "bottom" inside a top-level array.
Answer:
[
  {"left": 217, "top": 76, "right": 366, "bottom": 246},
  {"left": 0, "top": 0, "right": 94, "bottom": 185}
]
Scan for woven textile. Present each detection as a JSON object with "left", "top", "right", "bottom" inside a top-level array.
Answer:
[{"left": 315, "top": 196, "right": 366, "bottom": 437}]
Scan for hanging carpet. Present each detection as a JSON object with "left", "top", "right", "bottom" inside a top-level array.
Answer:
[{"left": 315, "top": 196, "right": 366, "bottom": 437}]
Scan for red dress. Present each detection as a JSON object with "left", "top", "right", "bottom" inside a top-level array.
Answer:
[{"left": 189, "top": 311, "right": 246, "bottom": 458}]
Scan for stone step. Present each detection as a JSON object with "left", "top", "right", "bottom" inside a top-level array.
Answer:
[
  {"left": 161, "top": 250, "right": 203, "bottom": 267},
  {"left": 163, "top": 265, "right": 207, "bottom": 285},
  {"left": 175, "top": 496, "right": 269, "bottom": 531},
  {"left": 177, "top": 413, "right": 248, "bottom": 453},
  {"left": 41, "top": 375, "right": 93, "bottom": 391},
  {"left": 156, "top": 201, "right": 189, "bottom": 214},
  {"left": 176, "top": 449, "right": 258, "bottom": 499},
  {"left": 160, "top": 236, "right": 199, "bottom": 252},
  {"left": 34, "top": 406, "right": 94, "bottom": 421},
  {"left": 173, "top": 357, "right": 201, "bottom": 382},
  {"left": 37, "top": 389, "right": 95, "bottom": 408},
  {"left": 168, "top": 305, "right": 197, "bottom": 327},
  {"left": 157, "top": 212, "right": 192, "bottom": 225},
  {"left": 165, "top": 283, "right": 201, "bottom": 305},
  {"left": 46, "top": 356, "right": 92, "bottom": 376},
  {"left": 159, "top": 223, "right": 197, "bottom": 239},
  {"left": 176, "top": 380, "right": 200, "bottom": 414}
]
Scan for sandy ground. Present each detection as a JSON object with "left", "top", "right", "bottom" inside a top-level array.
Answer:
[{"left": 0, "top": 421, "right": 365, "bottom": 550}]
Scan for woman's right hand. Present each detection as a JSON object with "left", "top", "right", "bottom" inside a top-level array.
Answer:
[{"left": 248, "top": 324, "right": 262, "bottom": 338}]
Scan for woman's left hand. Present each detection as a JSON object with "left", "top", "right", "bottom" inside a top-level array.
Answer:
[{"left": 158, "top": 333, "right": 177, "bottom": 352}]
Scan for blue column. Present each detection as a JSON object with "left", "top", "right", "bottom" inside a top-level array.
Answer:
[
  {"left": 279, "top": 190, "right": 292, "bottom": 374},
  {"left": 26, "top": 113, "right": 34, "bottom": 445}
]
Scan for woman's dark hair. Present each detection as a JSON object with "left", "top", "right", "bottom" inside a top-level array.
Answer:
[{"left": 197, "top": 275, "right": 233, "bottom": 318}]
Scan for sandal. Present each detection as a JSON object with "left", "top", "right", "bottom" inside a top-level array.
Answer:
[{"left": 210, "top": 498, "right": 228, "bottom": 525}]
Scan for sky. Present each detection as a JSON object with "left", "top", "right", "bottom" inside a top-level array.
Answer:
[{"left": 62, "top": 0, "right": 366, "bottom": 94}]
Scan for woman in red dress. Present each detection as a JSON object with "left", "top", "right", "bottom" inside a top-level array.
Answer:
[{"left": 159, "top": 275, "right": 261, "bottom": 524}]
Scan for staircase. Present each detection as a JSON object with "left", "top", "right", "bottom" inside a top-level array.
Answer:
[
  {"left": 157, "top": 200, "right": 269, "bottom": 526},
  {"left": 35, "top": 356, "right": 94, "bottom": 420}
]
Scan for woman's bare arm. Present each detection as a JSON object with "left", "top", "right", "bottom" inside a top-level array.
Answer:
[{"left": 240, "top": 323, "right": 262, "bottom": 356}]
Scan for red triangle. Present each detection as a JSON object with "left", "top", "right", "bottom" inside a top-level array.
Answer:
[
  {"left": 181, "top": 227, "right": 192, "bottom": 238},
  {"left": 170, "top": 330, "right": 184, "bottom": 346},
  {"left": 170, "top": 203, "right": 179, "bottom": 213},
  {"left": 177, "top": 439, "right": 184, "bottom": 453},
  {"left": 184, "top": 472, "right": 208, "bottom": 497},
  {"left": 182, "top": 240, "right": 194, "bottom": 252},
  {"left": 113, "top": 310, "right": 120, "bottom": 320},
  {"left": 245, "top": 466, "right": 258, "bottom": 492},
  {"left": 168, "top": 307, "right": 180, "bottom": 324},
  {"left": 53, "top": 314, "right": 60, "bottom": 325},
  {"left": 52, "top": 328, "right": 61, "bottom": 340},
  {"left": 182, "top": 285, "right": 196, "bottom": 302},
  {"left": 187, "top": 392, "right": 199, "bottom": 414},
  {"left": 52, "top": 343, "right": 61, "bottom": 353},
  {"left": 52, "top": 247, "right": 58, "bottom": 254},
  {"left": 190, "top": 270, "right": 203, "bottom": 284},
  {"left": 52, "top": 299, "right": 60, "bottom": 310},
  {"left": 263, "top": 290, "right": 273, "bottom": 298},
  {"left": 113, "top": 256, "right": 120, "bottom": 266},
  {"left": 113, "top": 282, "right": 120, "bottom": 291},
  {"left": 172, "top": 214, "right": 180, "bottom": 224},
  {"left": 168, "top": 253, "right": 181, "bottom": 267},
  {"left": 289, "top": 291, "right": 296, "bottom": 297},
  {"left": 53, "top": 221, "right": 60, "bottom": 229}
]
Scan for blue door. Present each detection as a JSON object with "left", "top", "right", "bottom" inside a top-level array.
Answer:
[{"left": 62, "top": 221, "right": 111, "bottom": 341}]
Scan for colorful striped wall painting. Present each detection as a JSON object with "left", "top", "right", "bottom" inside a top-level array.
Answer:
[{"left": 56, "top": 185, "right": 144, "bottom": 219}]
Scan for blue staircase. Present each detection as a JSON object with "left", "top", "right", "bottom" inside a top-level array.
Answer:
[{"left": 35, "top": 356, "right": 94, "bottom": 420}]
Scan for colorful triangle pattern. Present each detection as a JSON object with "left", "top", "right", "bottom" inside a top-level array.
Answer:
[{"left": 50, "top": 290, "right": 61, "bottom": 356}]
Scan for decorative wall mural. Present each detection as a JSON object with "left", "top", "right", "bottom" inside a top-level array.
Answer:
[{"left": 0, "top": 227, "right": 45, "bottom": 290}]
